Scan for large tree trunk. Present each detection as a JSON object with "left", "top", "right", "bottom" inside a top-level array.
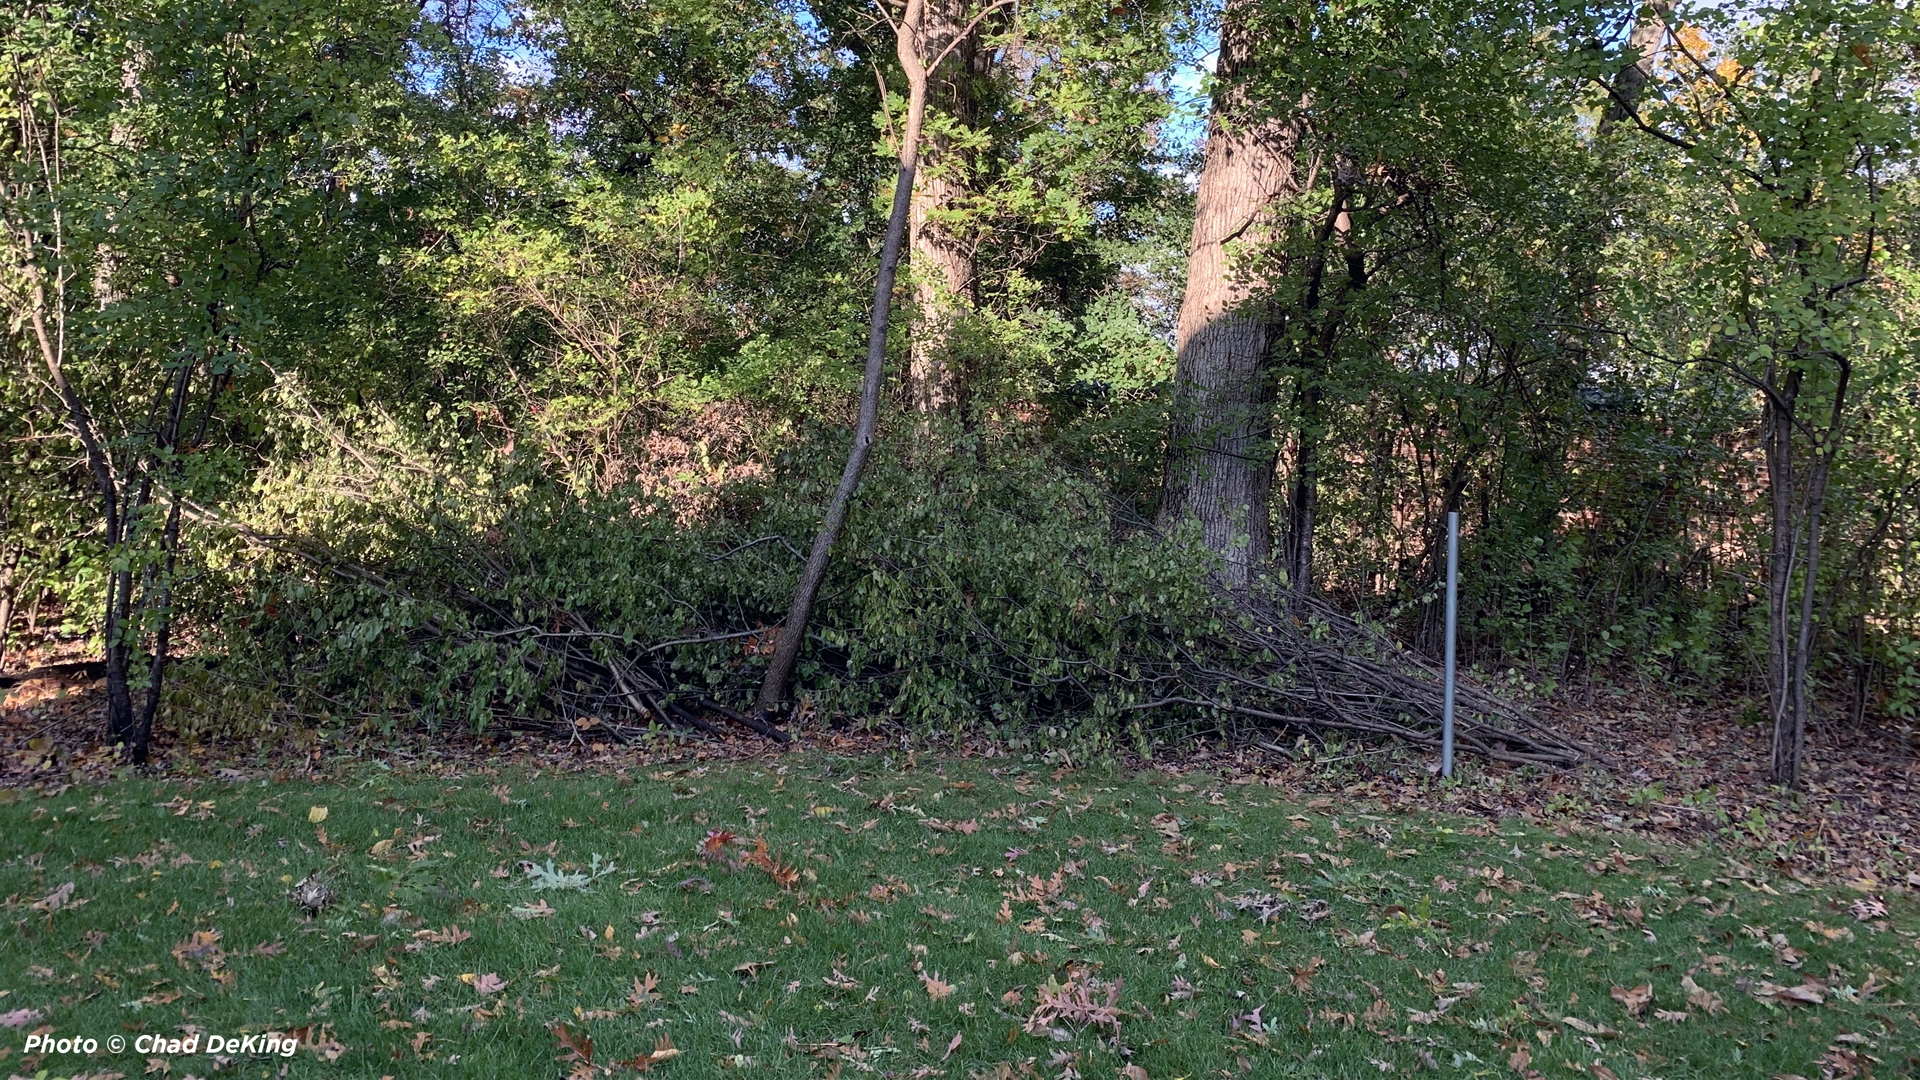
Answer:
[
  {"left": 906, "top": 0, "right": 988, "bottom": 419},
  {"left": 1602, "top": 0, "right": 1672, "bottom": 131},
  {"left": 1157, "top": 0, "right": 1302, "bottom": 588}
]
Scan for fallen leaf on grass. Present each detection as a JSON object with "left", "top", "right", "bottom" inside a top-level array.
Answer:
[
  {"left": 30, "top": 882, "right": 78, "bottom": 913},
  {"left": 1290, "top": 956, "right": 1325, "bottom": 992},
  {"left": 0, "top": 1008, "right": 43, "bottom": 1028},
  {"left": 1681, "top": 974, "right": 1725, "bottom": 1015},
  {"left": 1822, "top": 1046, "right": 1868, "bottom": 1079},
  {"left": 1560, "top": 1016, "right": 1619, "bottom": 1037},
  {"left": 171, "top": 929, "right": 226, "bottom": 972},
  {"left": 1752, "top": 980, "right": 1824, "bottom": 1005},
  {"left": 742, "top": 838, "right": 801, "bottom": 890},
  {"left": 307, "top": 806, "right": 328, "bottom": 824},
  {"left": 550, "top": 1021, "right": 593, "bottom": 1065},
  {"left": 823, "top": 969, "right": 860, "bottom": 991},
  {"left": 462, "top": 972, "right": 508, "bottom": 995},
  {"left": 510, "top": 899, "right": 556, "bottom": 919},
  {"left": 1847, "top": 897, "right": 1888, "bottom": 921},
  {"left": 921, "top": 971, "right": 955, "bottom": 1002},
  {"left": 1609, "top": 983, "right": 1653, "bottom": 1018},
  {"left": 311, "top": 1028, "right": 347, "bottom": 1062},
  {"left": 622, "top": 1035, "right": 679, "bottom": 1072},
  {"left": 699, "top": 829, "right": 737, "bottom": 859}
]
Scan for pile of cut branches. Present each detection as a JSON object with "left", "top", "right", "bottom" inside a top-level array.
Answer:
[
  {"left": 194, "top": 506, "right": 1582, "bottom": 766},
  {"left": 181, "top": 417, "right": 1585, "bottom": 766},
  {"left": 1125, "top": 588, "right": 1589, "bottom": 767}
]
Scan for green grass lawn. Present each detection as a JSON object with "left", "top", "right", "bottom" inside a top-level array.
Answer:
[{"left": 2, "top": 753, "right": 1915, "bottom": 1079}]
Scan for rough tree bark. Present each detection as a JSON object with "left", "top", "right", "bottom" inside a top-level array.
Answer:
[
  {"left": 1158, "top": 0, "right": 1303, "bottom": 589},
  {"left": 905, "top": 0, "right": 989, "bottom": 419},
  {"left": 1601, "top": 0, "right": 1672, "bottom": 132},
  {"left": 753, "top": 0, "right": 935, "bottom": 723}
]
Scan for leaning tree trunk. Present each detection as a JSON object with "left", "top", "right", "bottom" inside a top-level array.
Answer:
[
  {"left": 906, "top": 0, "right": 988, "bottom": 420},
  {"left": 1158, "top": 0, "right": 1302, "bottom": 589},
  {"left": 753, "top": 0, "right": 934, "bottom": 723}
]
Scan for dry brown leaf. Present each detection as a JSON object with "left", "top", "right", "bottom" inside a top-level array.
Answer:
[
  {"left": 1609, "top": 983, "right": 1653, "bottom": 1018},
  {"left": 921, "top": 970, "right": 955, "bottom": 1002},
  {"left": 1681, "top": 974, "right": 1726, "bottom": 1015}
]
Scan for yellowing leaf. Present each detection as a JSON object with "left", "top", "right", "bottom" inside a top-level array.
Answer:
[{"left": 307, "top": 806, "right": 329, "bottom": 824}]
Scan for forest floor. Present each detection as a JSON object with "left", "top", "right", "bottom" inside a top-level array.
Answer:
[{"left": 1, "top": 666, "right": 1918, "bottom": 1078}]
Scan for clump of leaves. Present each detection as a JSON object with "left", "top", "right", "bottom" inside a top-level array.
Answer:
[
  {"left": 287, "top": 873, "right": 335, "bottom": 917},
  {"left": 1026, "top": 967, "right": 1125, "bottom": 1036}
]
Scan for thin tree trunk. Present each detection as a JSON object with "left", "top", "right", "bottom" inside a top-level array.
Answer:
[
  {"left": 1763, "top": 374, "right": 1799, "bottom": 785},
  {"left": 1158, "top": 0, "right": 1302, "bottom": 589},
  {"left": 1281, "top": 181, "right": 1359, "bottom": 594},
  {"left": 133, "top": 495, "right": 183, "bottom": 764},
  {"left": 1778, "top": 357, "right": 1850, "bottom": 786},
  {"left": 0, "top": 543, "right": 19, "bottom": 668},
  {"left": 753, "top": 0, "right": 933, "bottom": 722},
  {"left": 1787, "top": 459, "right": 1828, "bottom": 786},
  {"left": 104, "top": 563, "right": 138, "bottom": 747},
  {"left": 1282, "top": 425, "right": 1318, "bottom": 592},
  {"left": 907, "top": 0, "right": 986, "bottom": 419}
]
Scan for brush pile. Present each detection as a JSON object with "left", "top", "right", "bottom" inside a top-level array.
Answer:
[{"left": 185, "top": 431, "right": 1586, "bottom": 767}]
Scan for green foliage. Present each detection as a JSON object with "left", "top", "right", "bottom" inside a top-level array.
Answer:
[{"left": 197, "top": 403, "right": 1217, "bottom": 741}]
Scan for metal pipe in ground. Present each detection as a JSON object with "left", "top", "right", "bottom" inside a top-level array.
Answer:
[{"left": 1442, "top": 511, "right": 1459, "bottom": 779}]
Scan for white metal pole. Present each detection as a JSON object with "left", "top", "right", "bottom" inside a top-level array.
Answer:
[{"left": 1442, "top": 510, "right": 1458, "bottom": 779}]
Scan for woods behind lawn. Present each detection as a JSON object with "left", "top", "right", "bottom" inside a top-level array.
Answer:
[{"left": 2, "top": 759, "right": 1916, "bottom": 1080}]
